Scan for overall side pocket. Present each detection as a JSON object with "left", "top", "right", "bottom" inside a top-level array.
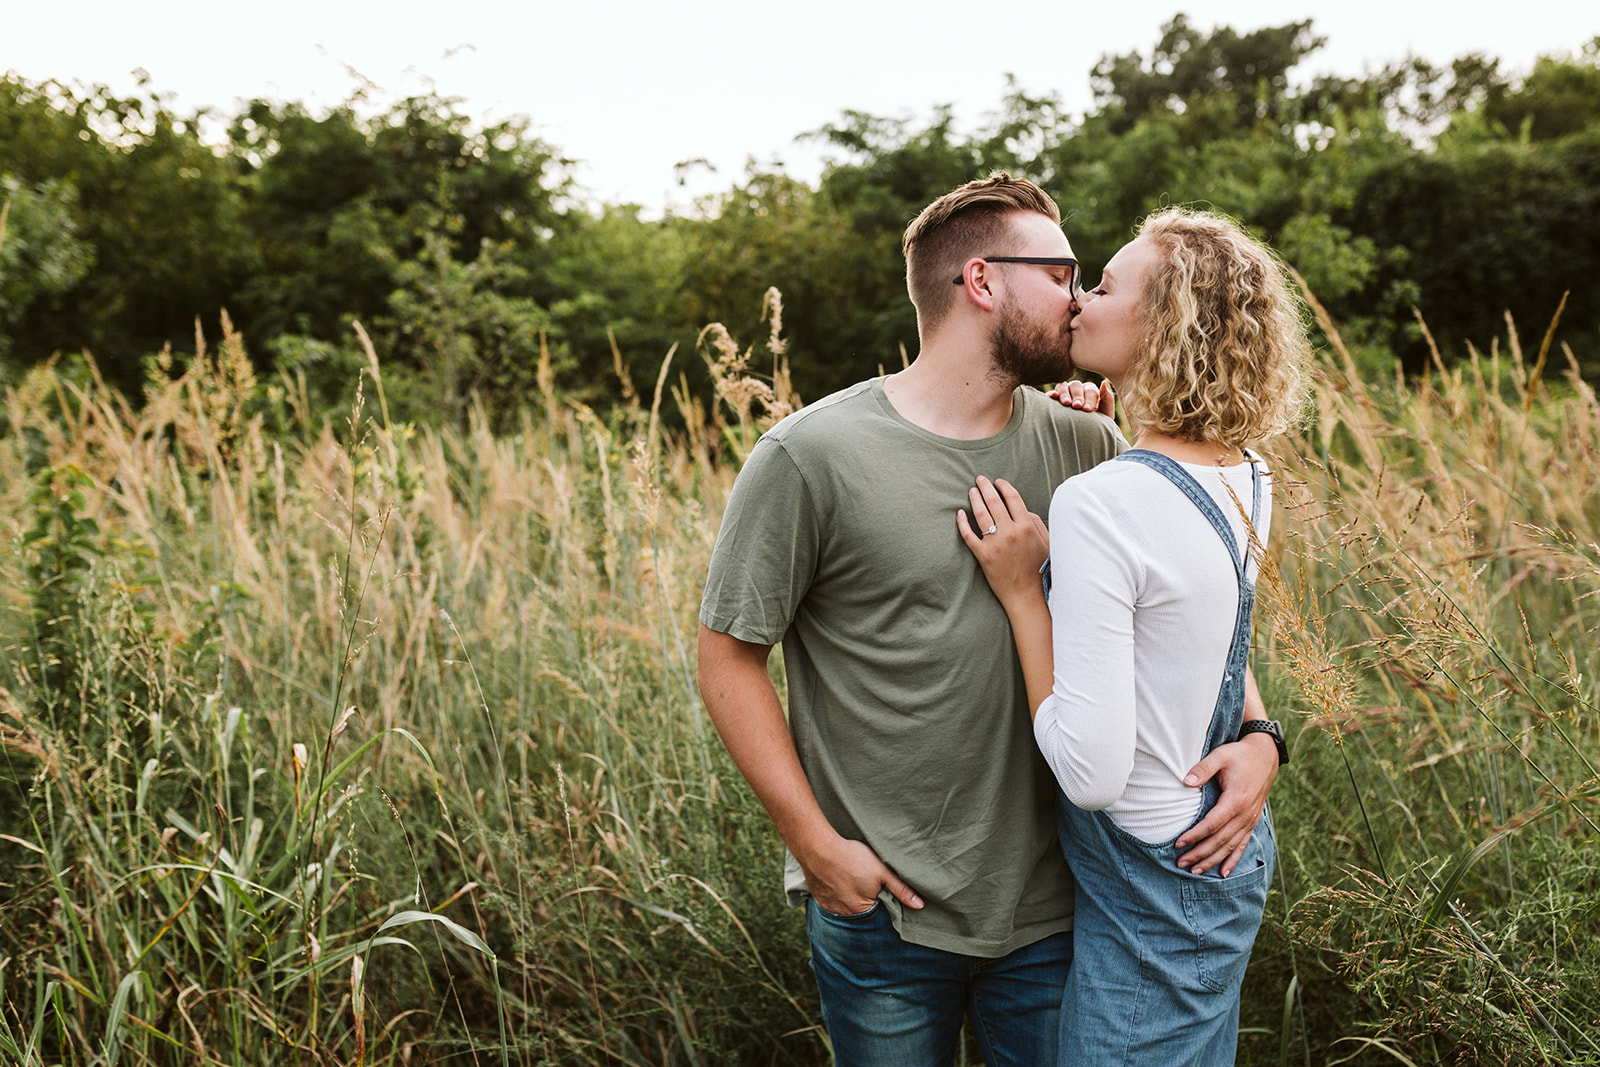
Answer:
[{"left": 1179, "top": 840, "right": 1272, "bottom": 994}]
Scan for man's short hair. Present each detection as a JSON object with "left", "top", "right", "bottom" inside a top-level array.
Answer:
[
  {"left": 1122, "top": 207, "right": 1312, "bottom": 446},
  {"left": 902, "top": 172, "right": 1062, "bottom": 335}
]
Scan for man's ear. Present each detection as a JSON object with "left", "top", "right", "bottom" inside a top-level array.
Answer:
[{"left": 957, "top": 260, "right": 997, "bottom": 312}]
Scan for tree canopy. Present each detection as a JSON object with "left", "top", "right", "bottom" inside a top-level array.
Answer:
[{"left": 3, "top": 19, "right": 1598, "bottom": 421}]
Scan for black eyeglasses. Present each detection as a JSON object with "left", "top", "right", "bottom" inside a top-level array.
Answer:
[{"left": 953, "top": 256, "right": 1080, "bottom": 293}]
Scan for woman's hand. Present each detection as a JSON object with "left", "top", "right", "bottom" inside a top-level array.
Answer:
[
  {"left": 1047, "top": 379, "right": 1115, "bottom": 418},
  {"left": 1173, "top": 733, "right": 1278, "bottom": 876},
  {"left": 957, "top": 476, "right": 1049, "bottom": 607},
  {"left": 958, "top": 477, "right": 1057, "bottom": 720}
]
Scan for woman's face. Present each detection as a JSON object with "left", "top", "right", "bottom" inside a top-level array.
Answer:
[{"left": 1069, "top": 235, "right": 1161, "bottom": 385}]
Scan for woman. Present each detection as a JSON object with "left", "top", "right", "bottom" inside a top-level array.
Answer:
[{"left": 958, "top": 207, "right": 1311, "bottom": 1064}]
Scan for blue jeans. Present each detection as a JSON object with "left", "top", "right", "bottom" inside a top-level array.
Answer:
[{"left": 805, "top": 898, "right": 1071, "bottom": 1067}]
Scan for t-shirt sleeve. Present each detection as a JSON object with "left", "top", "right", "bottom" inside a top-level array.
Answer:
[
  {"left": 699, "top": 436, "right": 820, "bottom": 646},
  {"left": 1033, "top": 477, "right": 1140, "bottom": 809},
  {"left": 1093, "top": 412, "right": 1131, "bottom": 464}
]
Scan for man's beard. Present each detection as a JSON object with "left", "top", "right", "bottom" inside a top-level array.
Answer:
[{"left": 990, "top": 299, "right": 1073, "bottom": 387}]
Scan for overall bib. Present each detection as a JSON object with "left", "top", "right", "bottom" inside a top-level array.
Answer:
[{"left": 1057, "top": 449, "right": 1276, "bottom": 1066}]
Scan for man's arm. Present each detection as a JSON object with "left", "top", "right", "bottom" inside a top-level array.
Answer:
[
  {"left": 697, "top": 624, "right": 923, "bottom": 914},
  {"left": 1174, "top": 668, "right": 1278, "bottom": 876}
]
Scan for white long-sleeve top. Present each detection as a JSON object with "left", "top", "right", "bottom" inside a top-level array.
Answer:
[{"left": 1035, "top": 455, "right": 1271, "bottom": 843}]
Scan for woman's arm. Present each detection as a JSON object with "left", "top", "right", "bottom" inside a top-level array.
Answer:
[
  {"left": 960, "top": 476, "right": 1138, "bottom": 808},
  {"left": 1034, "top": 482, "right": 1138, "bottom": 809},
  {"left": 957, "top": 476, "right": 1055, "bottom": 716}
]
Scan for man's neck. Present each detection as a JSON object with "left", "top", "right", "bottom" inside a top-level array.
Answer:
[{"left": 881, "top": 343, "right": 1019, "bottom": 441}]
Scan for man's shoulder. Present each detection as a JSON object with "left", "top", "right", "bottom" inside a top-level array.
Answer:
[
  {"left": 757, "top": 379, "right": 884, "bottom": 454},
  {"left": 767, "top": 379, "right": 878, "bottom": 430},
  {"left": 1017, "top": 388, "right": 1127, "bottom": 449}
]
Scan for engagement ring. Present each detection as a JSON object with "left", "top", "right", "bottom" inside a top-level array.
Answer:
[{"left": 984, "top": 524, "right": 997, "bottom": 535}]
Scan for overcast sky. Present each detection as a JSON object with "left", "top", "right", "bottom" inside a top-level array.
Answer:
[{"left": 6, "top": 1, "right": 1595, "bottom": 212}]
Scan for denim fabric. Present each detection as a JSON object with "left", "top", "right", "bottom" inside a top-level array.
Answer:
[
  {"left": 1058, "top": 800, "right": 1275, "bottom": 1064},
  {"left": 805, "top": 898, "right": 1072, "bottom": 1067},
  {"left": 1055, "top": 448, "right": 1274, "bottom": 1066}
]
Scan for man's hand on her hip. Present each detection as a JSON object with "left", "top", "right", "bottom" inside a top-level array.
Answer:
[{"left": 802, "top": 836, "right": 923, "bottom": 915}]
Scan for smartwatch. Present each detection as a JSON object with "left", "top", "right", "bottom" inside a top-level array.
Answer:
[{"left": 1237, "top": 720, "right": 1289, "bottom": 766}]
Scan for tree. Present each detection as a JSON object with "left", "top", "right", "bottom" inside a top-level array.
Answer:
[
  {"left": 1090, "top": 14, "right": 1326, "bottom": 133},
  {"left": 227, "top": 94, "right": 570, "bottom": 357},
  {"left": 1345, "top": 129, "right": 1600, "bottom": 370},
  {"left": 677, "top": 170, "right": 843, "bottom": 402},
  {"left": 1483, "top": 40, "right": 1600, "bottom": 141},
  {"left": 376, "top": 225, "right": 551, "bottom": 427},
  {"left": 541, "top": 203, "right": 695, "bottom": 405},
  {"left": 0, "top": 74, "right": 252, "bottom": 391},
  {"left": 0, "top": 176, "right": 93, "bottom": 370}
]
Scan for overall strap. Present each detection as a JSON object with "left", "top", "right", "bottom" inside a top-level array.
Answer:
[
  {"left": 1114, "top": 448, "right": 1265, "bottom": 807},
  {"left": 1111, "top": 449, "right": 1263, "bottom": 580}
]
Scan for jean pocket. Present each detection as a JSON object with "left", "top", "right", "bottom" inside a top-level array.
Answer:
[
  {"left": 813, "top": 899, "right": 883, "bottom": 923},
  {"left": 1180, "top": 856, "right": 1270, "bottom": 994}
]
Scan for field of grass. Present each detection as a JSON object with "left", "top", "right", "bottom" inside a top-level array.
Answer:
[{"left": 0, "top": 298, "right": 1596, "bottom": 1065}]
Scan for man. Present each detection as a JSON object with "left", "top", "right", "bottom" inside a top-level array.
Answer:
[{"left": 697, "top": 173, "right": 1280, "bottom": 1065}]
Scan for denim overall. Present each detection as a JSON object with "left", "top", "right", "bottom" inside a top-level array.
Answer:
[{"left": 1056, "top": 449, "right": 1276, "bottom": 1066}]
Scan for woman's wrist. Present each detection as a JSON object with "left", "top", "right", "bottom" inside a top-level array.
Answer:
[
  {"left": 994, "top": 580, "right": 1043, "bottom": 612},
  {"left": 999, "top": 588, "right": 1049, "bottom": 629}
]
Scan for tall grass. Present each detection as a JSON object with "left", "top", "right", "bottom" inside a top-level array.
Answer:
[
  {"left": 0, "top": 289, "right": 1595, "bottom": 1064},
  {"left": 1244, "top": 294, "right": 1600, "bottom": 1065},
  {"left": 0, "top": 309, "right": 814, "bottom": 1064}
]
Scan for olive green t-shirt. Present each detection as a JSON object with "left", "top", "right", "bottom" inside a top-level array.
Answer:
[{"left": 700, "top": 378, "right": 1126, "bottom": 957}]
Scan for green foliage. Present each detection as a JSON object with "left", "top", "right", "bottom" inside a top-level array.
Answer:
[
  {"left": 1091, "top": 13, "right": 1326, "bottom": 131},
  {"left": 0, "top": 74, "right": 253, "bottom": 393},
  {"left": 1344, "top": 126, "right": 1600, "bottom": 372},
  {"left": 377, "top": 226, "right": 551, "bottom": 427},
  {"left": 0, "top": 177, "right": 93, "bottom": 369},
  {"left": 1226, "top": 310, "right": 1600, "bottom": 1064},
  {"left": 2, "top": 275, "right": 1600, "bottom": 1062},
  {"left": 0, "top": 312, "right": 824, "bottom": 1063},
  {"left": 2, "top": 18, "right": 1599, "bottom": 1061},
  {"left": 1484, "top": 39, "right": 1600, "bottom": 141},
  {"left": 5, "top": 17, "right": 1600, "bottom": 417},
  {"left": 682, "top": 164, "right": 910, "bottom": 402},
  {"left": 21, "top": 465, "right": 100, "bottom": 596},
  {"left": 543, "top": 204, "right": 694, "bottom": 403},
  {"left": 17, "top": 465, "right": 101, "bottom": 701},
  {"left": 227, "top": 94, "right": 568, "bottom": 355}
]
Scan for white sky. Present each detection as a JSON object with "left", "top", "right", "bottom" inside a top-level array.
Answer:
[{"left": 6, "top": 1, "right": 1596, "bottom": 213}]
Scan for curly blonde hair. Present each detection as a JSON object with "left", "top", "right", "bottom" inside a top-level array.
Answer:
[{"left": 1120, "top": 208, "right": 1311, "bottom": 447}]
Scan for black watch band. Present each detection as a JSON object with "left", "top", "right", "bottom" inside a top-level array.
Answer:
[{"left": 1237, "top": 720, "right": 1289, "bottom": 766}]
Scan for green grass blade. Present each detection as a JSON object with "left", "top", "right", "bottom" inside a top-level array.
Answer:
[
  {"left": 101, "top": 970, "right": 144, "bottom": 1067},
  {"left": 1420, "top": 804, "right": 1558, "bottom": 930},
  {"left": 374, "top": 910, "right": 495, "bottom": 959},
  {"left": 1278, "top": 974, "right": 1298, "bottom": 1067}
]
